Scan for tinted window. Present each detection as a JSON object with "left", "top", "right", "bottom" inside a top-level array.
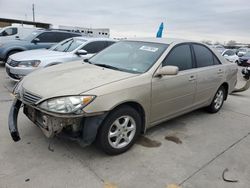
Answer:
[
  {"left": 163, "top": 44, "right": 193, "bottom": 71},
  {"left": 2, "top": 28, "right": 17, "bottom": 36},
  {"left": 36, "top": 32, "right": 59, "bottom": 43},
  {"left": 106, "top": 41, "right": 115, "bottom": 47},
  {"left": 193, "top": 44, "right": 214, "bottom": 67},
  {"left": 56, "top": 32, "right": 80, "bottom": 42},
  {"left": 224, "top": 50, "right": 235, "bottom": 56},
  {"left": 82, "top": 41, "right": 107, "bottom": 53},
  {"left": 213, "top": 56, "right": 221, "bottom": 65}
]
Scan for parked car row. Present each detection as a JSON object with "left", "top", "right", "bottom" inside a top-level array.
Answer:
[
  {"left": 5, "top": 37, "right": 116, "bottom": 81},
  {"left": 0, "top": 26, "right": 36, "bottom": 42},
  {"left": 0, "top": 29, "right": 82, "bottom": 64},
  {"left": 212, "top": 46, "right": 250, "bottom": 67},
  {"left": 7, "top": 38, "right": 238, "bottom": 155}
]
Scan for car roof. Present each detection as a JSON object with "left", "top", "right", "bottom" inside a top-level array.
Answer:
[
  {"left": 32, "top": 29, "right": 82, "bottom": 35},
  {"left": 73, "top": 37, "right": 117, "bottom": 42},
  {"left": 126, "top": 37, "right": 192, "bottom": 45}
]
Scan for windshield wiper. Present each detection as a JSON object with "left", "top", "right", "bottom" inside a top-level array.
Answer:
[{"left": 94, "top": 63, "right": 120, "bottom": 70}]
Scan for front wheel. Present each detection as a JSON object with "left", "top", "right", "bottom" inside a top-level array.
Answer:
[
  {"left": 96, "top": 106, "right": 141, "bottom": 155},
  {"left": 207, "top": 86, "right": 226, "bottom": 113}
]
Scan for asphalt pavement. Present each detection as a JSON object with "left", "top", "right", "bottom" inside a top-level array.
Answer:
[{"left": 0, "top": 65, "right": 249, "bottom": 188}]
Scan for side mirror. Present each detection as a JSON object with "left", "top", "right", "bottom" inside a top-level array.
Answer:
[
  {"left": 32, "top": 38, "right": 40, "bottom": 43},
  {"left": 76, "top": 49, "right": 88, "bottom": 56},
  {"left": 155, "top": 66, "right": 179, "bottom": 77}
]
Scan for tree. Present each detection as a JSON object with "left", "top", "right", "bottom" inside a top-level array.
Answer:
[
  {"left": 227, "top": 40, "right": 237, "bottom": 46},
  {"left": 214, "top": 41, "right": 222, "bottom": 45},
  {"left": 201, "top": 40, "right": 212, "bottom": 45}
]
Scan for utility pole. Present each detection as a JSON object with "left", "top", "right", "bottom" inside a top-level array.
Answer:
[{"left": 32, "top": 3, "right": 35, "bottom": 22}]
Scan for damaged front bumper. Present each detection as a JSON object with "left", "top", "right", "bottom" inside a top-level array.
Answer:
[{"left": 8, "top": 98, "right": 107, "bottom": 146}]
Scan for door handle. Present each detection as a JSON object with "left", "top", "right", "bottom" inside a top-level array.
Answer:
[{"left": 188, "top": 75, "right": 196, "bottom": 81}]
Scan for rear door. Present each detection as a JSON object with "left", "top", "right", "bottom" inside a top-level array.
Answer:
[
  {"left": 192, "top": 44, "right": 224, "bottom": 106},
  {"left": 151, "top": 44, "right": 197, "bottom": 123}
]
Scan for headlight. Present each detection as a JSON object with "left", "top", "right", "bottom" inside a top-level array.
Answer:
[
  {"left": 39, "top": 95, "right": 96, "bottom": 114},
  {"left": 17, "top": 60, "right": 41, "bottom": 67}
]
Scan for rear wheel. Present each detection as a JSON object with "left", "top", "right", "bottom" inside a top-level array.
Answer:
[
  {"left": 96, "top": 106, "right": 141, "bottom": 155},
  {"left": 207, "top": 86, "right": 226, "bottom": 113}
]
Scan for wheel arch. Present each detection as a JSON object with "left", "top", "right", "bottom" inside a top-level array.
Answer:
[
  {"left": 220, "top": 82, "right": 229, "bottom": 100},
  {"left": 108, "top": 101, "right": 146, "bottom": 134},
  {"left": 5, "top": 48, "right": 25, "bottom": 61}
]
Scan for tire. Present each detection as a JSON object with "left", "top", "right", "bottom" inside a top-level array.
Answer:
[
  {"left": 96, "top": 105, "right": 142, "bottom": 155},
  {"left": 207, "top": 86, "right": 226, "bottom": 113}
]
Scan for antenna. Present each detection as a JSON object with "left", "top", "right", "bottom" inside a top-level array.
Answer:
[{"left": 32, "top": 3, "right": 35, "bottom": 22}]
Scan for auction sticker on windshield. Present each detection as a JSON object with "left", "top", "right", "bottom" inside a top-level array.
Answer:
[{"left": 139, "top": 46, "right": 159, "bottom": 52}]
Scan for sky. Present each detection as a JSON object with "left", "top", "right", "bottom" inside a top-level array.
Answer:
[{"left": 0, "top": 0, "right": 250, "bottom": 43}]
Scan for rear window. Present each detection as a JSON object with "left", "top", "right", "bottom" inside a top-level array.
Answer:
[{"left": 193, "top": 44, "right": 214, "bottom": 67}]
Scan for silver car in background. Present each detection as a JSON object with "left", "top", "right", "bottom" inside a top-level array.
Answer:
[{"left": 5, "top": 37, "right": 116, "bottom": 81}]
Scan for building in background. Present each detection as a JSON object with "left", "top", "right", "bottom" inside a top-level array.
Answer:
[{"left": 58, "top": 25, "right": 110, "bottom": 38}]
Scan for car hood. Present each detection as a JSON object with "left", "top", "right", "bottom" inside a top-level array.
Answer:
[
  {"left": 21, "top": 61, "right": 137, "bottom": 99},
  {"left": 11, "top": 49, "right": 68, "bottom": 61}
]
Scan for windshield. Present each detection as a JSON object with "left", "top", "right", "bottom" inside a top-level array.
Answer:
[
  {"left": 89, "top": 41, "right": 168, "bottom": 73},
  {"left": 50, "top": 38, "right": 86, "bottom": 52}
]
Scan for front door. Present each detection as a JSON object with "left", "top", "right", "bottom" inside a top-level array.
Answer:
[{"left": 151, "top": 44, "right": 197, "bottom": 123}]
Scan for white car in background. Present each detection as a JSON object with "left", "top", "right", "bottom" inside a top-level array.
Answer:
[
  {"left": 222, "top": 49, "right": 239, "bottom": 64},
  {"left": 0, "top": 26, "right": 36, "bottom": 42},
  {"left": 212, "top": 45, "right": 225, "bottom": 54},
  {"left": 237, "top": 47, "right": 249, "bottom": 57},
  {"left": 5, "top": 37, "right": 116, "bottom": 81}
]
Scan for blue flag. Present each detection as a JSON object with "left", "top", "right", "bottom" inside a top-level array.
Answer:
[{"left": 156, "top": 22, "right": 164, "bottom": 38}]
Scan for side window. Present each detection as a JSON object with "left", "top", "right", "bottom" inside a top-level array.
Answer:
[
  {"left": 162, "top": 44, "right": 193, "bottom": 71},
  {"left": 36, "top": 32, "right": 59, "bottom": 43},
  {"left": 3, "top": 28, "right": 18, "bottom": 36},
  {"left": 82, "top": 41, "right": 106, "bottom": 53},
  {"left": 224, "top": 50, "right": 231, "bottom": 56},
  {"left": 224, "top": 50, "right": 235, "bottom": 56},
  {"left": 55, "top": 33, "right": 70, "bottom": 42},
  {"left": 193, "top": 44, "right": 215, "bottom": 67},
  {"left": 106, "top": 41, "right": 115, "bottom": 47},
  {"left": 213, "top": 56, "right": 221, "bottom": 65},
  {"left": 55, "top": 33, "right": 80, "bottom": 42}
]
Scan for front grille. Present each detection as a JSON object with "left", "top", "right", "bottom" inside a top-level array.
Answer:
[
  {"left": 23, "top": 90, "right": 42, "bottom": 104},
  {"left": 7, "top": 59, "right": 19, "bottom": 67}
]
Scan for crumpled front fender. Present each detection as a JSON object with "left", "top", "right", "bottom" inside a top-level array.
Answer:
[{"left": 8, "top": 98, "right": 22, "bottom": 142}]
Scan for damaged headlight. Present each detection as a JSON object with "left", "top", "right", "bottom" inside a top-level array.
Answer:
[
  {"left": 39, "top": 95, "right": 96, "bottom": 114},
  {"left": 13, "top": 79, "right": 24, "bottom": 96}
]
